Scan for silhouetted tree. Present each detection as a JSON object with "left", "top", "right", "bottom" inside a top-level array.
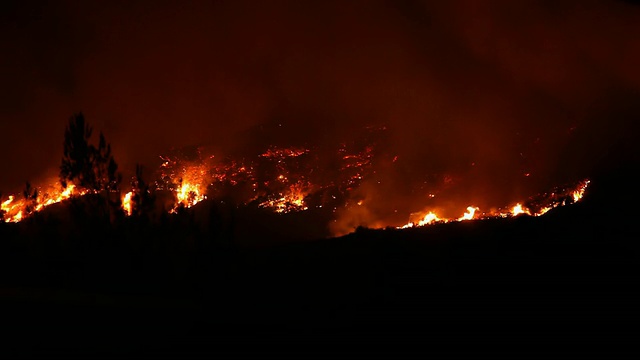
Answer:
[
  {"left": 60, "top": 113, "right": 123, "bottom": 221},
  {"left": 0, "top": 191, "right": 5, "bottom": 223},
  {"left": 130, "top": 163, "right": 156, "bottom": 218},
  {"left": 60, "top": 113, "right": 94, "bottom": 190},
  {"left": 60, "top": 113, "right": 121, "bottom": 193},
  {"left": 23, "top": 181, "right": 38, "bottom": 215}
]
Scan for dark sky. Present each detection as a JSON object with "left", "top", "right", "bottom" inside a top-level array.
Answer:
[{"left": 2, "top": 0, "right": 639, "bottom": 213}]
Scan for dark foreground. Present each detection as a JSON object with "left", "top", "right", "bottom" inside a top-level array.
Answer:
[{"left": 1, "top": 172, "right": 639, "bottom": 357}]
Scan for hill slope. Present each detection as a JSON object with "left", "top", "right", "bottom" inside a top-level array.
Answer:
[{"left": 1, "top": 157, "right": 639, "bottom": 356}]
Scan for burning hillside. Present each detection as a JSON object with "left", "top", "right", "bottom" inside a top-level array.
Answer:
[
  {"left": 1, "top": 183, "right": 89, "bottom": 223},
  {"left": 1, "top": 0, "right": 639, "bottom": 242},
  {"left": 1, "top": 121, "right": 591, "bottom": 238},
  {"left": 398, "top": 179, "right": 589, "bottom": 229}
]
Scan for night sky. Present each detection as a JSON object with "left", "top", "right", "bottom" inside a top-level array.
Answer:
[{"left": 2, "top": 0, "right": 639, "bottom": 212}]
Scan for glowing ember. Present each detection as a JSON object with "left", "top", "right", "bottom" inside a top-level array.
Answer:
[
  {"left": 260, "top": 146, "right": 309, "bottom": 158},
  {"left": 259, "top": 184, "right": 309, "bottom": 213}
]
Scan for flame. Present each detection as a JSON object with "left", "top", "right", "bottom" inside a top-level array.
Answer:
[
  {"left": 259, "top": 184, "right": 309, "bottom": 213},
  {"left": 122, "top": 191, "right": 133, "bottom": 216},
  {"left": 398, "top": 205, "right": 480, "bottom": 229},
  {"left": 400, "top": 211, "right": 442, "bottom": 229},
  {"left": 1, "top": 196, "right": 21, "bottom": 223},
  {"left": 1, "top": 126, "right": 591, "bottom": 235},
  {"left": 536, "top": 206, "right": 553, "bottom": 216},
  {"left": 511, "top": 203, "right": 530, "bottom": 216},
  {"left": 420, "top": 212, "right": 441, "bottom": 224},
  {"left": 397, "top": 180, "right": 590, "bottom": 229},
  {"left": 260, "top": 146, "right": 309, "bottom": 158},
  {"left": 458, "top": 206, "right": 479, "bottom": 221},
  {"left": 175, "top": 182, "right": 206, "bottom": 208},
  {"left": 1, "top": 196, "right": 15, "bottom": 211},
  {"left": 34, "top": 184, "right": 80, "bottom": 212},
  {"left": 159, "top": 157, "right": 210, "bottom": 212},
  {"left": 1, "top": 183, "right": 86, "bottom": 223},
  {"left": 572, "top": 180, "right": 590, "bottom": 203}
]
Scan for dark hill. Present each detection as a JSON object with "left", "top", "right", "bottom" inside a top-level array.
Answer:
[{"left": 1, "top": 155, "right": 639, "bottom": 356}]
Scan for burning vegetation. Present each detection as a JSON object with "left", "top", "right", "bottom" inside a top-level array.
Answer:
[
  {"left": 398, "top": 179, "right": 589, "bottom": 229},
  {"left": 1, "top": 114, "right": 591, "bottom": 237},
  {"left": 1, "top": 183, "right": 88, "bottom": 223}
]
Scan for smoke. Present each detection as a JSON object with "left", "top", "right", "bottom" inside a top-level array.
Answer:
[{"left": 2, "top": 0, "right": 639, "bottom": 232}]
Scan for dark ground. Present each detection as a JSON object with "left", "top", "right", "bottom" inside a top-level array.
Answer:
[{"left": 1, "top": 160, "right": 639, "bottom": 358}]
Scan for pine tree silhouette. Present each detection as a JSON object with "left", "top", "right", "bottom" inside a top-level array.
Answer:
[
  {"left": 60, "top": 112, "right": 121, "bottom": 193},
  {"left": 60, "top": 113, "right": 123, "bottom": 220},
  {"left": 60, "top": 113, "right": 94, "bottom": 190}
]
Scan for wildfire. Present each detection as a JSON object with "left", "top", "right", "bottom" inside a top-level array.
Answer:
[
  {"left": 572, "top": 180, "right": 589, "bottom": 203},
  {"left": 259, "top": 184, "right": 309, "bottom": 213},
  {"left": 174, "top": 182, "right": 206, "bottom": 210},
  {"left": 4, "top": 199, "right": 20, "bottom": 222},
  {"left": 1, "top": 183, "right": 86, "bottom": 223},
  {"left": 537, "top": 206, "right": 553, "bottom": 216},
  {"left": 158, "top": 154, "right": 210, "bottom": 212},
  {"left": 34, "top": 184, "right": 82, "bottom": 212},
  {"left": 510, "top": 203, "right": 530, "bottom": 216},
  {"left": 2, "top": 122, "right": 592, "bottom": 235},
  {"left": 397, "top": 180, "right": 590, "bottom": 229},
  {"left": 458, "top": 206, "right": 479, "bottom": 221},
  {"left": 399, "top": 212, "right": 441, "bottom": 229},
  {"left": 399, "top": 206, "right": 479, "bottom": 229},
  {"left": 1, "top": 196, "right": 22, "bottom": 223},
  {"left": 260, "top": 146, "right": 309, "bottom": 158},
  {"left": 122, "top": 191, "right": 133, "bottom": 216}
]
